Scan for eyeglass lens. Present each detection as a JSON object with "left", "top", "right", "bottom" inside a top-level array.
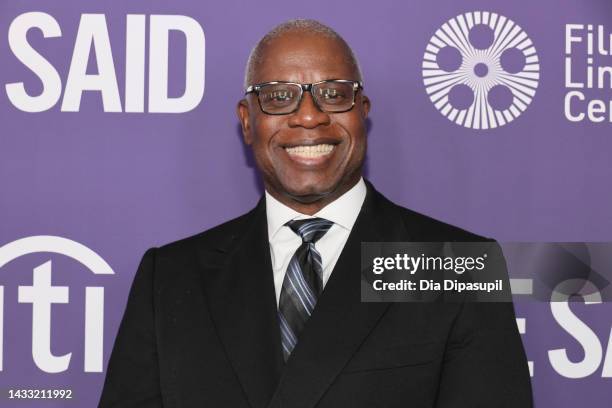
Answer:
[{"left": 257, "top": 81, "right": 356, "bottom": 114}]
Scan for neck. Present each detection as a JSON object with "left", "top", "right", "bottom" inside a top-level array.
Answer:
[{"left": 265, "top": 176, "right": 361, "bottom": 216}]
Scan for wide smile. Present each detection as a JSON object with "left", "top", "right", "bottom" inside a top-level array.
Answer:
[
  {"left": 284, "top": 143, "right": 335, "bottom": 158},
  {"left": 281, "top": 142, "right": 339, "bottom": 167}
]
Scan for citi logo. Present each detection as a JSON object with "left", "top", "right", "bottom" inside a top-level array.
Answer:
[
  {"left": 422, "top": 11, "right": 540, "bottom": 129},
  {"left": 0, "top": 236, "right": 114, "bottom": 373}
]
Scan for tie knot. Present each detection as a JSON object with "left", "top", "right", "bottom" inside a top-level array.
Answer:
[{"left": 286, "top": 217, "right": 333, "bottom": 243}]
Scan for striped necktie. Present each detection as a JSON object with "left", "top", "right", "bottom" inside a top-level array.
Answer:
[{"left": 278, "top": 217, "right": 333, "bottom": 361}]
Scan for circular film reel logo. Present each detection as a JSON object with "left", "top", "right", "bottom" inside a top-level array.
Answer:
[{"left": 423, "top": 11, "right": 540, "bottom": 129}]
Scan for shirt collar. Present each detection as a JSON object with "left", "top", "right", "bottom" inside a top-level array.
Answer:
[{"left": 265, "top": 178, "right": 367, "bottom": 241}]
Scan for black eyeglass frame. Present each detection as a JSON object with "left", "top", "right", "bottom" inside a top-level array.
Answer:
[{"left": 244, "top": 79, "right": 364, "bottom": 115}]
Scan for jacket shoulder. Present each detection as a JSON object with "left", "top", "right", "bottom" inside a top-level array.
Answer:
[
  {"left": 372, "top": 188, "right": 490, "bottom": 242},
  {"left": 155, "top": 204, "right": 259, "bottom": 258}
]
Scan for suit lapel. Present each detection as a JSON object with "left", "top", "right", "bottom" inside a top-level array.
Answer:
[
  {"left": 199, "top": 199, "right": 284, "bottom": 408},
  {"left": 267, "top": 182, "right": 398, "bottom": 408}
]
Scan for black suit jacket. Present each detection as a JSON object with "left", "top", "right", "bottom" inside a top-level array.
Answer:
[{"left": 99, "top": 181, "right": 532, "bottom": 408}]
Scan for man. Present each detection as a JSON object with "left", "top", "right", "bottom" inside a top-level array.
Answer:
[{"left": 99, "top": 19, "right": 532, "bottom": 408}]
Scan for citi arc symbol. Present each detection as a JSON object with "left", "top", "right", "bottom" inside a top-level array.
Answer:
[
  {"left": 0, "top": 236, "right": 114, "bottom": 373},
  {"left": 422, "top": 11, "right": 540, "bottom": 129}
]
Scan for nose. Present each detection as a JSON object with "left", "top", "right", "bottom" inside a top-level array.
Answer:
[{"left": 287, "top": 91, "right": 331, "bottom": 129}]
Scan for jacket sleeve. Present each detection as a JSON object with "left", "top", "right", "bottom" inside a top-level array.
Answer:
[
  {"left": 98, "top": 248, "right": 164, "bottom": 408},
  {"left": 434, "top": 243, "right": 533, "bottom": 408}
]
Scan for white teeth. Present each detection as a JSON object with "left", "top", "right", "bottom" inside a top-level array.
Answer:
[{"left": 285, "top": 144, "right": 335, "bottom": 158}]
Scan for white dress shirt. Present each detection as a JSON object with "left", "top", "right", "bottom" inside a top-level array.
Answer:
[{"left": 265, "top": 178, "right": 367, "bottom": 306}]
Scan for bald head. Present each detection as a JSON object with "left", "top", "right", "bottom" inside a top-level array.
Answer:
[{"left": 243, "top": 19, "right": 363, "bottom": 88}]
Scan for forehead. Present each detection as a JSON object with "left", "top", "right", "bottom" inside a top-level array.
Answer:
[{"left": 252, "top": 33, "right": 358, "bottom": 84}]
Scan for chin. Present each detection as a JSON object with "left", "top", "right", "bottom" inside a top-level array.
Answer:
[{"left": 282, "top": 182, "right": 336, "bottom": 203}]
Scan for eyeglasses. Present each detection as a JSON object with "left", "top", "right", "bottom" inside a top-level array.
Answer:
[{"left": 245, "top": 79, "right": 363, "bottom": 115}]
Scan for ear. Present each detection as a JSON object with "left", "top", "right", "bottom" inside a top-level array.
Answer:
[
  {"left": 360, "top": 93, "right": 371, "bottom": 118},
  {"left": 237, "top": 98, "right": 253, "bottom": 145}
]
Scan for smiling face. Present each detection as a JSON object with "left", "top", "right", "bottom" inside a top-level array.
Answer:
[{"left": 237, "top": 32, "right": 370, "bottom": 214}]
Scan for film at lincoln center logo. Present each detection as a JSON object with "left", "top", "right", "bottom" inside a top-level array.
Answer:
[{"left": 423, "top": 11, "right": 540, "bottom": 129}]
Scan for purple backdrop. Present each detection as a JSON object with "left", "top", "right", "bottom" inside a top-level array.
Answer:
[{"left": 1, "top": 0, "right": 611, "bottom": 406}]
